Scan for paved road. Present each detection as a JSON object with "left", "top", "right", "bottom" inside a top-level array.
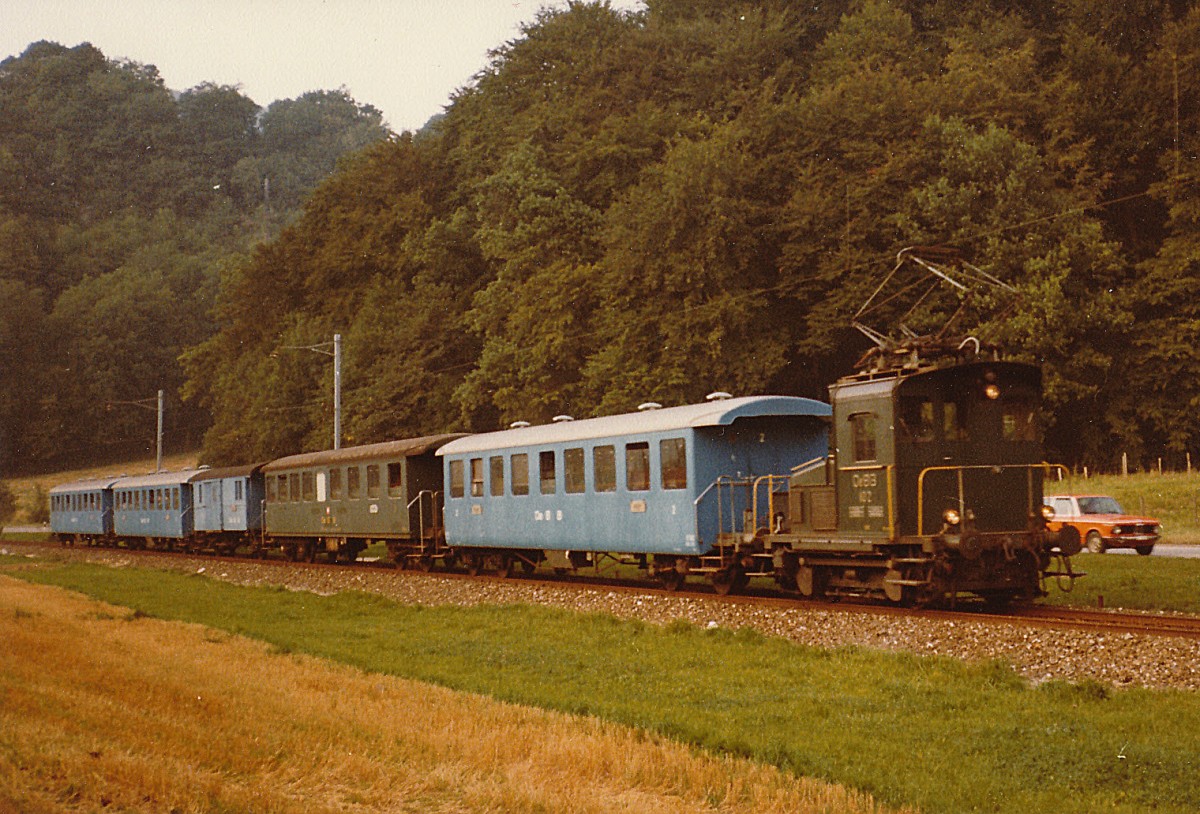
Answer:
[{"left": 1086, "top": 543, "right": 1200, "bottom": 559}]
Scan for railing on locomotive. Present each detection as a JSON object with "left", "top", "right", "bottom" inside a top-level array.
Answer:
[{"left": 915, "top": 462, "right": 1067, "bottom": 536}]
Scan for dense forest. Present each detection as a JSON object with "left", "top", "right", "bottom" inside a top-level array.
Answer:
[
  {"left": 6, "top": 0, "right": 1200, "bottom": 473},
  {"left": 0, "top": 40, "right": 389, "bottom": 469}
]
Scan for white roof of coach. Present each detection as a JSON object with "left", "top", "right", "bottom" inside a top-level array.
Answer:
[{"left": 438, "top": 396, "right": 830, "bottom": 456}]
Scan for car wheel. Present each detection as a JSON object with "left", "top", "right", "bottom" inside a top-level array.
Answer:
[
  {"left": 1135, "top": 545, "right": 1154, "bottom": 556},
  {"left": 1086, "top": 531, "right": 1106, "bottom": 554}
]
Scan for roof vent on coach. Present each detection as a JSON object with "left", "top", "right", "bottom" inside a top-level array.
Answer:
[
  {"left": 637, "top": 402, "right": 663, "bottom": 411},
  {"left": 706, "top": 391, "right": 733, "bottom": 401},
  {"left": 552, "top": 415, "right": 575, "bottom": 422},
  {"left": 509, "top": 420, "right": 532, "bottom": 429}
]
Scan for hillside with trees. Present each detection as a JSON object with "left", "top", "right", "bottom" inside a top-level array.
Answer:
[
  {"left": 0, "top": 41, "right": 389, "bottom": 470},
  {"left": 9, "top": 0, "right": 1200, "bottom": 473}
]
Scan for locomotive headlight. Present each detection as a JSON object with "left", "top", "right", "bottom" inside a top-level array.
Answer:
[
  {"left": 984, "top": 383, "right": 1001, "bottom": 400},
  {"left": 1041, "top": 504, "right": 1056, "bottom": 521},
  {"left": 943, "top": 508, "right": 961, "bottom": 526}
]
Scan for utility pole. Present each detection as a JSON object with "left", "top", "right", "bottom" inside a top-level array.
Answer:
[
  {"left": 156, "top": 389, "right": 164, "bottom": 472},
  {"left": 333, "top": 334, "right": 342, "bottom": 450}
]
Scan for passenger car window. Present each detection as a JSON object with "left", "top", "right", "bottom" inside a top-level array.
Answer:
[
  {"left": 302, "top": 472, "right": 315, "bottom": 502},
  {"left": 387, "top": 463, "right": 403, "bottom": 498},
  {"left": 366, "top": 465, "right": 380, "bottom": 498},
  {"left": 329, "top": 469, "right": 342, "bottom": 500},
  {"left": 490, "top": 456, "right": 505, "bottom": 497},
  {"left": 347, "top": 467, "right": 361, "bottom": 499},
  {"left": 539, "top": 451, "right": 556, "bottom": 495},
  {"left": 511, "top": 453, "right": 529, "bottom": 496},
  {"left": 626, "top": 442, "right": 650, "bottom": 491},
  {"left": 470, "top": 458, "right": 484, "bottom": 497},
  {"left": 593, "top": 445, "right": 616, "bottom": 492},
  {"left": 449, "top": 460, "right": 465, "bottom": 499},
  {"left": 660, "top": 438, "right": 687, "bottom": 490},
  {"left": 289, "top": 473, "right": 301, "bottom": 502},
  {"left": 564, "top": 448, "right": 585, "bottom": 494}
]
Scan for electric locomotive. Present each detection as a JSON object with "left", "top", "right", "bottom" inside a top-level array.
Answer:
[{"left": 741, "top": 338, "right": 1075, "bottom": 606}]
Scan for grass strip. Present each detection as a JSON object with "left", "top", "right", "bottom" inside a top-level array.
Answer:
[
  {"left": 1043, "top": 552, "right": 1200, "bottom": 613},
  {"left": 15, "top": 563, "right": 1200, "bottom": 814}
]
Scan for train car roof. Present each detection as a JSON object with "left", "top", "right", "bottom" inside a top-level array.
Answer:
[
  {"left": 439, "top": 396, "right": 831, "bottom": 456},
  {"left": 188, "top": 463, "right": 267, "bottom": 483},
  {"left": 49, "top": 476, "right": 123, "bottom": 495},
  {"left": 263, "top": 433, "right": 468, "bottom": 472},
  {"left": 112, "top": 470, "right": 207, "bottom": 489}
]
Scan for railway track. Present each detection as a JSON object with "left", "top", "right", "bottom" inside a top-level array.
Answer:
[{"left": 8, "top": 537, "right": 1200, "bottom": 641}]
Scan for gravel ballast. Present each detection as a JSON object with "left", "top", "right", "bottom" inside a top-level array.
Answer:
[{"left": 7, "top": 543, "right": 1200, "bottom": 692}]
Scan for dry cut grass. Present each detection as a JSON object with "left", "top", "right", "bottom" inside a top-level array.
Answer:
[{"left": 0, "top": 576, "right": 910, "bottom": 814}]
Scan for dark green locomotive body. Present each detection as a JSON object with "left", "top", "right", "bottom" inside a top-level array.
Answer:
[{"left": 767, "top": 356, "right": 1069, "bottom": 606}]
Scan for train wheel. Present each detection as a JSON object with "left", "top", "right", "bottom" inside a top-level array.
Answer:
[
  {"left": 464, "top": 553, "right": 484, "bottom": 576},
  {"left": 711, "top": 565, "right": 743, "bottom": 596},
  {"left": 496, "top": 554, "right": 515, "bottom": 578},
  {"left": 416, "top": 555, "right": 434, "bottom": 572},
  {"left": 521, "top": 557, "right": 537, "bottom": 575},
  {"left": 1086, "top": 531, "right": 1106, "bottom": 554},
  {"left": 795, "top": 566, "right": 827, "bottom": 598},
  {"left": 659, "top": 570, "right": 684, "bottom": 591}
]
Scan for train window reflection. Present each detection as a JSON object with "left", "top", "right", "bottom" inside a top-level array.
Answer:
[
  {"left": 899, "top": 397, "right": 935, "bottom": 442},
  {"left": 593, "top": 445, "right": 616, "bottom": 492},
  {"left": 564, "top": 447, "right": 585, "bottom": 494},
  {"left": 1003, "top": 399, "right": 1036, "bottom": 441},
  {"left": 850, "top": 413, "right": 877, "bottom": 462},
  {"left": 626, "top": 442, "right": 650, "bottom": 491},
  {"left": 944, "top": 401, "right": 968, "bottom": 441}
]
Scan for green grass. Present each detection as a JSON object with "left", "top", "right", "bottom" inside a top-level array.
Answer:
[
  {"left": 1044, "top": 552, "right": 1200, "bottom": 613},
  {"left": 14, "top": 563, "right": 1200, "bottom": 814}
]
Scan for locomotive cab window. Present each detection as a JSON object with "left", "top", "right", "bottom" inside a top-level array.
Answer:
[
  {"left": 849, "top": 413, "right": 877, "bottom": 462},
  {"left": 944, "top": 400, "right": 969, "bottom": 441},
  {"left": 449, "top": 459, "right": 465, "bottom": 499},
  {"left": 626, "top": 442, "right": 650, "bottom": 491},
  {"left": 1002, "top": 398, "right": 1036, "bottom": 441},
  {"left": 899, "top": 397, "right": 935, "bottom": 442}
]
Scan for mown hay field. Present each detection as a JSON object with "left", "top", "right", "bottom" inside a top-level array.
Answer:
[{"left": 0, "top": 575, "right": 904, "bottom": 814}]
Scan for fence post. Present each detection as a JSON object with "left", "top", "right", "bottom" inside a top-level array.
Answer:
[{"left": 1122, "top": 452, "right": 1128, "bottom": 476}]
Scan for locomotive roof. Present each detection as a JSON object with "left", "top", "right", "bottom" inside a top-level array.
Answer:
[
  {"left": 263, "top": 433, "right": 467, "bottom": 472},
  {"left": 112, "top": 469, "right": 208, "bottom": 489},
  {"left": 188, "top": 463, "right": 268, "bottom": 482},
  {"left": 49, "top": 476, "right": 123, "bottom": 494},
  {"left": 439, "top": 396, "right": 831, "bottom": 456}
]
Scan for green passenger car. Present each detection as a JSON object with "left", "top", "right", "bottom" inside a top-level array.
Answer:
[{"left": 262, "top": 434, "right": 464, "bottom": 563}]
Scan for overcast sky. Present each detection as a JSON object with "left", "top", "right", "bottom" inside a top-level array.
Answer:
[{"left": 1, "top": 0, "right": 644, "bottom": 133}]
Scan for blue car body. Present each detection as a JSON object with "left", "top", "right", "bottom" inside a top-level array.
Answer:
[{"left": 439, "top": 396, "right": 830, "bottom": 556}]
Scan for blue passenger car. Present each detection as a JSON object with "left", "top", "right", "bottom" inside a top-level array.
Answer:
[
  {"left": 50, "top": 477, "right": 119, "bottom": 544},
  {"left": 190, "top": 464, "right": 266, "bottom": 554},
  {"left": 438, "top": 396, "right": 830, "bottom": 583},
  {"left": 112, "top": 470, "right": 204, "bottom": 548}
]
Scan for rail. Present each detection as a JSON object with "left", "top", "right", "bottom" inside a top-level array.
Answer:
[{"left": 916, "top": 462, "right": 1068, "bottom": 535}]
